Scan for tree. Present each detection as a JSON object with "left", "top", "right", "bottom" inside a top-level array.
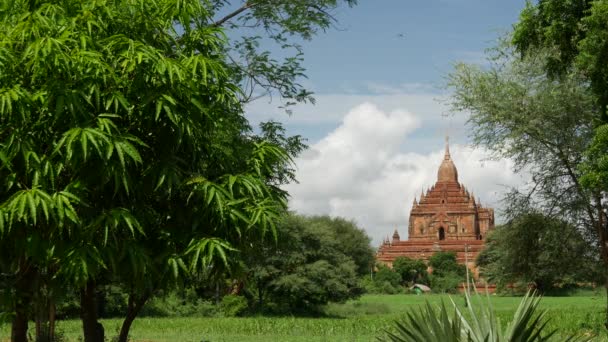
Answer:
[
  {"left": 392, "top": 257, "right": 428, "bottom": 286},
  {"left": 0, "top": 0, "right": 355, "bottom": 340},
  {"left": 513, "top": 0, "right": 608, "bottom": 118},
  {"left": 243, "top": 214, "right": 365, "bottom": 313},
  {"left": 448, "top": 39, "right": 608, "bottom": 315},
  {"left": 427, "top": 252, "right": 465, "bottom": 293},
  {"left": 371, "top": 264, "right": 402, "bottom": 294},
  {"left": 428, "top": 252, "right": 465, "bottom": 278},
  {"left": 511, "top": 1, "right": 608, "bottom": 325},
  {"left": 477, "top": 213, "right": 601, "bottom": 292},
  {"left": 306, "top": 216, "right": 375, "bottom": 276}
]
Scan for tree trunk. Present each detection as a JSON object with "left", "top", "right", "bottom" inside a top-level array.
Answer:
[
  {"left": 605, "top": 278, "right": 608, "bottom": 331},
  {"left": 117, "top": 293, "right": 149, "bottom": 342},
  {"left": 596, "top": 198, "right": 608, "bottom": 330},
  {"left": 11, "top": 308, "right": 28, "bottom": 342},
  {"left": 11, "top": 257, "right": 34, "bottom": 342},
  {"left": 80, "top": 281, "right": 104, "bottom": 342},
  {"left": 49, "top": 298, "right": 56, "bottom": 341}
]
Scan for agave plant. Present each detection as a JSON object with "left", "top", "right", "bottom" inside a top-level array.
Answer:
[{"left": 378, "top": 288, "right": 593, "bottom": 342}]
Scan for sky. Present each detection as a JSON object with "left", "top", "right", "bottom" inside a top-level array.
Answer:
[{"left": 242, "top": 0, "right": 529, "bottom": 245}]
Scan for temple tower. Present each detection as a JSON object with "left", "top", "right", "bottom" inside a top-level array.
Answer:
[
  {"left": 408, "top": 139, "right": 494, "bottom": 241},
  {"left": 377, "top": 139, "right": 495, "bottom": 276}
]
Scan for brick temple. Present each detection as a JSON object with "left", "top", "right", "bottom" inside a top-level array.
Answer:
[{"left": 376, "top": 139, "right": 495, "bottom": 276}]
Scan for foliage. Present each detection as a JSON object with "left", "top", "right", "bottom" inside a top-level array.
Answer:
[
  {"left": 219, "top": 295, "right": 248, "bottom": 317},
  {"left": 375, "top": 265, "right": 403, "bottom": 288},
  {"left": 210, "top": 0, "right": 357, "bottom": 111},
  {"left": 0, "top": 0, "right": 355, "bottom": 340},
  {"left": 580, "top": 124, "right": 608, "bottom": 190},
  {"left": 449, "top": 26, "right": 608, "bottom": 325},
  {"left": 428, "top": 252, "right": 465, "bottom": 279},
  {"left": 512, "top": 0, "right": 608, "bottom": 118},
  {"left": 428, "top": 274, "right": 463, "bottom": 295},
  {"left": 477, "top": 213, "right": 602, "bottom": 291},
  {"left": 138, "top": 290, "right": 218, "bottom": 318},
  {"left": 242, "top": 214, "right": 365, "bottom": 313},
  {"left": 510, "top": 2, "right": 608, "bottom": 326},
  {"left": 449, "top": 45, "right": 597, "bottom": 223},
  {"left": 427, "top": 252, "right": 465, "bottom": 293},
  {"left": 377, "top": 290, "right": 595, "bottom": 342},
  {"left": 307, "top": 216, "right": 375, "bottom": 276},
  {"left": 361, "top": 276, "right": 401, "bottom": 295},
  {"left": 392, "top": 257, "right": 429, "bottom": 286}
]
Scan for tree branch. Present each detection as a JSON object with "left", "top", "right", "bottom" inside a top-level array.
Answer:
[{"left": 212, "top": 2, "right": 257, "bottom": 27}]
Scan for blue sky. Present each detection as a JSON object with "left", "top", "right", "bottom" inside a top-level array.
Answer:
[
  {"left": 298, "top": 0, "right": 525, "bottom": 92},
  {"left": 247, "top": 0, "right": 527, "bottom": 147},
  {"left": 242, "top": 1, "right": 529, "bottom": 243}
]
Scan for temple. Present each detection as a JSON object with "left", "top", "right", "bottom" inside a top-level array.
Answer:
[{"left": 376, "top": 138, "right": 495, "bottom": 275}]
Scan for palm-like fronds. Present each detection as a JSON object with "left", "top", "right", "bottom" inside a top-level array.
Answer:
[
  {"left": 380, "top": 301, "right": 462, "bottom": 342},
  {"left": 379, "top": 288, "right": 594, "bottom": 342}
]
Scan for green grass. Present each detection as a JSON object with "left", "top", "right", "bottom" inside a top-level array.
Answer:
[{"left": 1, "top": 293, "right": 607, "bottom": 341}]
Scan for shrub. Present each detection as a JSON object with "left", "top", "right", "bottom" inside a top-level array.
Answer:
[
  {"left": 380, "top": 281, "right": 401, "bottom": 295},
  {"left": 375, "top": 265, "right": 402, "bottom": 287},
  {"left": 430, "top": 273, "right": 463, "bottom": 294},
  {"left": 219, "top": 295, "right": 248, "bottom": 317},
  {"left": 378, "top": 289, "right": 593, "bottom": 341},
  {"left": 139, "top": 290, "right": 217, "bottom": 317},
  {"left": 360, "top": 277, "right": 402, "bottom": 294}
]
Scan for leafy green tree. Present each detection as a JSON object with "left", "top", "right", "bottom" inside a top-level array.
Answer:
[
  {"left": 513, "top": 0, "right": 608, "bottom": 118},
  {"left": 392, "top": 257, "right": 428, "bottom": 286},
  {"left": 306, "top": 216, "right": 375, "bottom": 276},
  {"left": 243, "top": 214, "right": 364, "bottom": 313},
  {"left": 368, "top": 264, "right": 402, "bottom": 294},
  {"left": 448, "top": 38, "right": 608, "bottom": 318},
  {"left": 428, "top": 252, "right": 465, "bottom": 278},
  {"left": 427, "top": 252, "right": 465, "bottom": 293},
  {"left": 0, "top": 0, "right": 355, "bottom": 340},
  {"left": 375, "top": 264, "right": 402, "bottom": 287},
  {"left": 511, "top": 0, "right": 608, "bottom": 324},
  {"left": 477, "top": 213, "right": 601, "bottom": 292}
]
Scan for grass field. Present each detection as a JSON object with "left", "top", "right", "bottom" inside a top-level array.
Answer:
[{"left": 1, "top": 292, "right": 607, "bottom": 341}]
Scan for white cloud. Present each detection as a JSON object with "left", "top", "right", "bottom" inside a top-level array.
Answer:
[
  {"left": 244, "top": 85, "right": 472, "bottom": 156},
  {"left": 284, "top": 102, "right": 525, "bottom": 246},
  {"left": 246, "top": 88, "right": 452, "bottom": 125}
]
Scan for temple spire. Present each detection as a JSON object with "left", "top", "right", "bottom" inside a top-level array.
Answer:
[
  {"left": 437, "top": 136, "right": 458, "bottom": 182},
  {"left": 392, "top": 228, "right": 400, "bottom": 242},
  {"left": 444, "top": 135, "right": 451, "bottom": 160}
]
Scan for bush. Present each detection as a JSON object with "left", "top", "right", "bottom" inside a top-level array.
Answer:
[
  {"left": 102, "top": 286, "right": 129, "bottom": 317},
  {"left": 380, "top": 281, "right": 401, "bottom": 294},
  {"left": 430, "top": 273, "right": 463, "bottom": 294},
  {"left": 139, "top": 290, "right": 217, "bottom": 317},
  {"left": 360, "top": 277, "right": 402, "bottom": 294},
  {"left": 392, "top": 257, "right": 429, "bottom": 286},
  {"left": 375, "top": 265, "right": 401, "bottom": 287},
  {"left": 219, "top": 295, "right": 248, "bottom": 317}
]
